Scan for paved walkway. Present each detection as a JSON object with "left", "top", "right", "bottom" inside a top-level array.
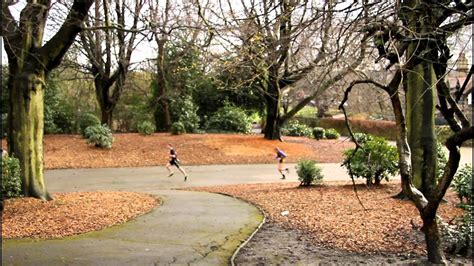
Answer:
[
  {"left": 3, "top": 189, "right": 262, "bottom": 265},
  {"left": 3, "top": 145, "right": 472, "bottom": 265}
]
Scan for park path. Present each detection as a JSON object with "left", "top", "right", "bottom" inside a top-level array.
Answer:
[
  {"left": 3, "top": 189, "right": 262, "bottom": 265},
  {"left": 2, "top": 145, "right": 472, "bottom": 265}
]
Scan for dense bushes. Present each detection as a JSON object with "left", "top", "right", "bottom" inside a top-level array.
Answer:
[
  {"left": 171, "top": 122, "right": 186, "bottom": 135},
  {"left": 352, "top": 132, "right": 372, "bottom": 144},
  {"left": 44, "top": 75, "right": 77, "bottom": 134},
  {"left": 170, "top": 96, "right": 200, "bottom": 133},
  {"left": 296, "top": 159, "right": 324, "bottom": 186},
  {"left": 206, "top": 105, "right": 252, "bottom": 133},
  {"left": 2, "top": 155, "right": 22, "bottom": 198},
  {"left": 452, "top": 164, "right": 472, "bottom": 204},
  {"left": 137, "top": 121, "right": 155, "bottom": 135},
  {"left": 305, "top": 118, "right": 398, "bottom": 140},
  {"left": 84, "top": 124, "right": 114, "bottom": 149},
  {"left": 441, "top": 205, "right": 472, "bottom": 256},
  {"left": 281, "top": 120, "right": 312, "bottom": 137},
  {"left": 343, "top": 134, "right": 398, "bottom": 186},
  {"left": 312, "top": 127, "right": 325, "bottom": 140},
  {"left": 79, "top": 113, "right": 101, "bottom": 136},
  {"left": 324, "top": 128, "right": 340, "bottom": 139}
]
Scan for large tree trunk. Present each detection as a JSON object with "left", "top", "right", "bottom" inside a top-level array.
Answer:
[
  {"left": 2, "top": 0, "right": 94, "bottom": 201},
  {"left": 263, "top": 80, "right": 283, "bottom": 140},
  {"left": 94, "top": 76, "right": 114, "bottom": 126},
  {"left": 9, "top": 69, "right": 52, "bottom": 200},
  {"left": 406, "top": 59, "right": 438, "bottom": 196}
]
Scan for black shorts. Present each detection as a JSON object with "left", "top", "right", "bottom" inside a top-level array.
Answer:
[
  {"left": 278, "top": 157, "right": 285, "bottom": 163},
  {"left": 170, "top": 159, "right": 180, "bottom": 166}
]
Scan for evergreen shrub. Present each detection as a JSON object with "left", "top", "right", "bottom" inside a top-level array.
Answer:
[
  {"left": 137, "top": 121, "right": 155, "bottom": 135},
  {"left": 84, "top": 124, "right": 113, "bottom": 149},
  {"left": 1, "top": 155, "right": 22, "bottom": 198},
  {"left": 296, "top": 159, "right": 324, "bottom": 186}
]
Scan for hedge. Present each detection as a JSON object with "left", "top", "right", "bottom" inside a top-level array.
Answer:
[{"left": 295, "top": 117, "right": 397, "bottom": 140}]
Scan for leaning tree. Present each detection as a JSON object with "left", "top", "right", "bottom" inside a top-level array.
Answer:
[
  {"left": 341, "top": 0, "right": 473, "bottom": 263},
  {"left": 1, "top": 0, "right": 94, "bottom": 200}
]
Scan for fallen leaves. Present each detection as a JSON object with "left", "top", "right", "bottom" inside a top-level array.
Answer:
[
  {"left": 2, "top": 133, "right": 354, "bottom": 169},
  {"left": 190, "top": 182, "right": 465, "bottom": 255},
  {"left": 2, "top": 191, "right": 159, "bottom": 239}
]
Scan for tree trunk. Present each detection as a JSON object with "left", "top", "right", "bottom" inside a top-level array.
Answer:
[
  {"left": 263, "top": 81, "right": 282, "bottom": 140},
  {"left": 422, "top": 215, "right": 446, "bottom": 264},
  {"left": 154, "top": 39, "right": 171, "bottom": 132},
  {"left": 94, "top": 76, "right": 114, "bottom": 126},
  {"left": 100, "top": 107, "right": 113, "bottom": 127},
  {"left": 406, "top": 55, "right": 438, "bottom": 196},
  {"left": 9, "top": 69, "right": 52, "bottom": 200}
]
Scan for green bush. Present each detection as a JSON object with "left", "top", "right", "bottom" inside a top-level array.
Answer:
[
  {"left": 170, "top": 96, "right": 201, "bottom": 133},
  {"left": 441, "top": 205, "right": 472, "bottom": 256},
  {"left": 171, "top": 122, "right": 186, "bottom": 135},
  {"left": 296, "top": 159, "right": 324, "bottom": 186},
  {"left": 352, "top": 132, "right": 373, "bottom": 144},
  {"left": 2, "top": 155, "right": 22, "bottom": 199},
  {"left": 44, "top": 76, "right": 77, "bottom": 134},
  {"left": 451, "top": 164, "right": 472, "bottom": 204},
  {"left": 206, "top": 105, "right": 252, "bottom": 134},
  {"left": 84, "top": 124, "right": 113, "bottom": 149},
  {"left": 79, "top": 113, "right": 101, "bottom": 137},
  {"left": 325, "top": 128, "right": 340, "bottom": 139},
  {"left": 435, "top": 126, "right": 452, "bottom": 145},
  {"left": 437, "top": 141, "right": 448, "bottom": 181},
  {"left": 137, "top": 121, "right": 155, "bottom": 135},
  {"left": 281, "top": 120, "right": 312, "bottom": 137},
  {"left": 312, "top": 127, "right": 325, "bottom": 140},
  {"left": 343, "top": 135, "right": 398, "bottom": 186}
]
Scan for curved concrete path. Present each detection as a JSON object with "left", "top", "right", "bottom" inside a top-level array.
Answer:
[
  {"left": 2, "top": 165, "right": 271, "bottom": 265},
  {"left": 3, "top": 189, "right": 262, "bottom": 265},
  {"left": 3, "top": 148, "right": 472, "bottom": 265}
]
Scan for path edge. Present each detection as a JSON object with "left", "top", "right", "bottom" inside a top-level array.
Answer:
[{"left": 210, "top": 192, "right": 267, "bottom": 266}]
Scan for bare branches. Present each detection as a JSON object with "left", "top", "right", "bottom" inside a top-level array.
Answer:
[{"left": 40, "top": 0, "right": 94, "bottom": 72}]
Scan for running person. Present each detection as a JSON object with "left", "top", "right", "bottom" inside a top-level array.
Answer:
[
  {"left": 166, "top": 143, "right": 188, "bottom": 181},
  {"left": 275, "top": 147, "right": 290, "bottom": 179}
]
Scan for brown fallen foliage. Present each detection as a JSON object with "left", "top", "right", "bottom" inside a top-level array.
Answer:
[
  {"left": 2, "top": 191, "right": 159, "bottom": 239},
  {"left": 190, "top": 182, "right": 465, "bottom": 255},
  {"left": 2, "top": 133, "right": 354, "bottom": 169}
]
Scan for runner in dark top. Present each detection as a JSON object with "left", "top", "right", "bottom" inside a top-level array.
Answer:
[
  {"left": 166, "top": 143, "right": 188, "bottom": 181},
  {"left": 275, "top": 147, "right": 290, "bottom": 179}
]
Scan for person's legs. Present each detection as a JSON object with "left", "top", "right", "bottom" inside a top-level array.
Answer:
[
  {"left": 175, "top": 164, "right": 188, "bottom": 181},
  {"left": 166, "top": 162, "right": 174, "bottom": 176},
  {"left": 278, "top": 160, "right": 286, "bottom": 179}
]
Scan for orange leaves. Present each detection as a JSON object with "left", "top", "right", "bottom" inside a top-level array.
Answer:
[
  {"left": 191, "top": 182, "right": 464, "bottom": 255},
  {"left": 1, "top": 191, "right": 159, "bottom": 239}
]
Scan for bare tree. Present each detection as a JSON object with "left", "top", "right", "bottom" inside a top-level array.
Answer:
[
  {"left": 342, "top": 0, "right": 473, "bottom": 263},
  {"left": 196, "top": 0, "right": 369, "bottom": 140},
  {"left": 1, "top": 0, "right": 94, "bottom": 200},
  {"left": 77, "top": 0, "right": 145, "bottom": 126}
]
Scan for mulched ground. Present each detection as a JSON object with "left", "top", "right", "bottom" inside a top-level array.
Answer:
[
  {"left": 2, "top": 133, "right": 354, "bottom": 169},
  {"left": 190, "top": 182, "right": 465, "bottom": 256},
  {"left": 2, "top": 191, "right": 159, "bottom": 239}
]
